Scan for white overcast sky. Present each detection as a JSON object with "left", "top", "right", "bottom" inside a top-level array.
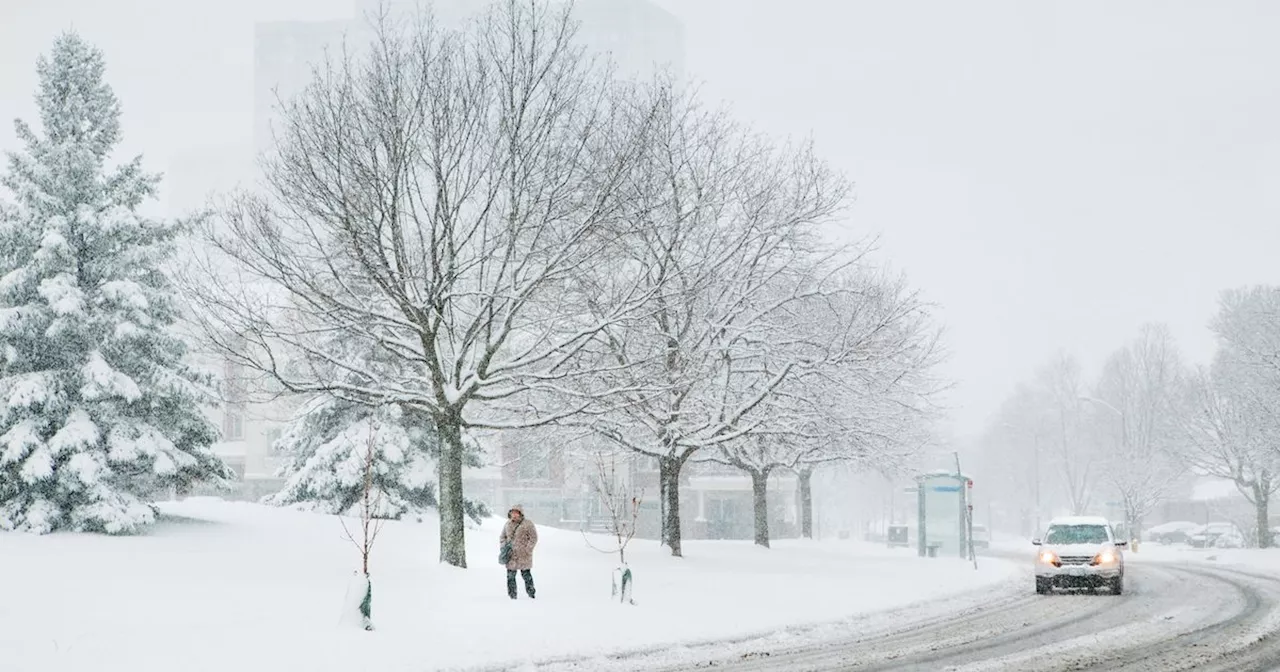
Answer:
[{"left": 2, "top": 0, "right": 1278, "bottom": 438}]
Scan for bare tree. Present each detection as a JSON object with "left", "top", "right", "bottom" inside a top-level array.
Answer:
[
  {"left": 971, "top": 357, "right": 1088, "bottom": 534},
  {"left": 1035, "top": 353, "right": 1098, "bottom": 515},
  {"left": 794, "top": 271, "right": 945, "bottom": 539},
  {"left": 1179, "top": 362, "right": 1280, "bottom": 548},
  {"left": 338, "top": 422, "right": 385, "bottom": 631},
  {"left": 1213, "top": 286, "right": 1280, "bottom": 380},
  {"left": 717, "top": 269, "right": 945, "bottom": 546},
  {"left": 1180, "top": 286, "right": 1280, "bottom": 548},
  {"left": 581, "top": 451, "right": 642, "bottom": 604},
  {"left": 571, "top": 76, "right": 853, "bottom": 557},
  {"left": 707, "top": 433, "right": 822, "bottom": 548},
  {"left": 795, "top": 422, "right": 936, "bottom": 539},
  {"left": 180, "top": 2, "right": 658, "bottom": 568},
  {"left": 1087, "top": 323, "right": 1185, "bottom": 543}
]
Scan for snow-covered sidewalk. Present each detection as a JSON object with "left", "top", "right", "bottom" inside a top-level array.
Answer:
[{"left": 0, "top": 499, "right": 1017, "bottom": 672}]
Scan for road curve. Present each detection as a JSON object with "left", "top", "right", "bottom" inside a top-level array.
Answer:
[{"left": 528, "top": 557, "right": 1280, "bottom": 672}]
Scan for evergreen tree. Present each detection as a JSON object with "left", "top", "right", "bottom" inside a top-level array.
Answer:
[
  {"left": 262, "top": 306, "right": 491, "bottom": 522},
  {"left": 0, "top": 32, "right": 230, "bottom": 534},
  {"left": 265, "top": 397, "right": 490, "bottom": 522}
]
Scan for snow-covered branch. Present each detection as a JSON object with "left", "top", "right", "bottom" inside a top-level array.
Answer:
[
  {"left": 1086, "top": 323, "right": 1186, "bottom": 541},
  {"left": 177, "top": 2, "right": 663, "bottom": 568}
]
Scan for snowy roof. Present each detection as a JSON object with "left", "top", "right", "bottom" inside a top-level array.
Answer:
[
  {"left": 1191, "top": 478, "right": 1239, "bottom": 502},
  {"left": 1047, "top": 515, "right": 1112, "bottom": 526},
  {"left": 917, "top": 469, "right": 973, "bottom": 481}
]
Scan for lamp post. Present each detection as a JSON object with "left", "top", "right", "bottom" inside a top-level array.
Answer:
[{"left": 1079, "top": 394, "right": 1124, "bottom": 421}]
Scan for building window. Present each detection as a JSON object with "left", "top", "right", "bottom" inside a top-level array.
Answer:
[
  {"left": 516, "top": 454, "right": 550, "bottom": 482},
  {"left": 265, "top": 427, "right": 284, "bottom": 454},
  {"left": 223, "top": 358, "right": 246, "bottom": 403},
  {"left": 224, "top": 457, "right": 246, "bottom": 480},
  {"left": 223, "top": 408, "right": 245, "bottom": 441}
]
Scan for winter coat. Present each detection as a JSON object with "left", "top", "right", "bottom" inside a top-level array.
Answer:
[{"left": 500, "top": 515, "right": 538, "bottom": 571}]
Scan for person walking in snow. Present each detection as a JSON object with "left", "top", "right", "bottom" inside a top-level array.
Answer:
[{"left": 500, "top": 504, "right": 538, "bottom": 599}]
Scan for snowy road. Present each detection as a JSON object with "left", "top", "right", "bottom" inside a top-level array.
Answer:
[{"left": 532, "top": 556, "right": 1280, "bottom": 672}]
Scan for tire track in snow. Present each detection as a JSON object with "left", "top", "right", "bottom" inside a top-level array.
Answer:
[
  {"left": 601, "top": 559, "right": 1278, "bottom": 671},
  {"left": 508, "top": 563, "right": 1030, "bottom": 672},
  {"left": 633, "top": 560, "right": 1124, "bottom": 671},
  {"left": 503, "top": 554, "right": 1280, "bottom": 672},
  {"left": 948, "top": 563, "right": 1259, "bottom": 672},
  {"left": 1102, "top": 563, "right": 1280, "bottom": 672}
]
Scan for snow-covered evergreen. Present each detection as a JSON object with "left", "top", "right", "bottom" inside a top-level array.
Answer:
[
  {"left": 265, "top": 397, "right": 489, "bottom": 522},
  {"left": 0, "top": 32, "right": 230, "bottom": 534}
]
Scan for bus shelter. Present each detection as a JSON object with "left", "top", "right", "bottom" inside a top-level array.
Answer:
[{"left": 916, "top": 470, "right": 973, "bottom": 559}]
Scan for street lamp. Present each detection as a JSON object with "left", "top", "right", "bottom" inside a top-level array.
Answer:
[
  {"left": 1079, "top": 394, "right": 1123, "bottom": 418},
  {"left": 1079, "top": 394, "right": 1128, "bottom": 447}
]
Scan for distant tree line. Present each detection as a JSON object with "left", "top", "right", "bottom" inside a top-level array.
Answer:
[{"left": 975, "top": 290, "right": 1280, "bottom": 549}]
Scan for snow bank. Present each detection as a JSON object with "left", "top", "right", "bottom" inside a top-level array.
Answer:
[
  {"left": 1130, "top": 543, "right": 1280, "bottom": 572},
  {"left": 0, "top": 498, "right": 1017, "bottom": 672}
]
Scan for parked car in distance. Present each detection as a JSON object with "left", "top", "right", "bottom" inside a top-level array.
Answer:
[
  {"left": 1215, "top": 527, "right": 1246, "bottom": 548},
  {"left": 1145, "top": 520, "right": 1200, "bottom": 545},
  {"left": 1187, "top": 522, "right": 1245, "bottom": 549}
]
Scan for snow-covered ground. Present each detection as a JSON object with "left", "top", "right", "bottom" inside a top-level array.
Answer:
[
  {"left": 0, "top": 498, "right": 1017, "bottom": 672},
  {"left": 993, "top": 533, "right": 1280, "bottom": 575},
  {"left": 1127, "top": 542, "right": 1280, "bottom": 571}
]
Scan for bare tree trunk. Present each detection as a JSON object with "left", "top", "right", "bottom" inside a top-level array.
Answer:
[
  {"left": 436, "top": 409, "right": 467, "bottom": 568},
  {"left": 659, "top": 455, "right": 684, "bottom": 557},
  {"left": 798, "top": 467, "right": 814, "bottom": 539},
  {"left": 1123, "top": 499, "right": 1137, "bottom": 545},
  {"left": 1253, "top": 481, "right": 1272, "bottom": 549},
  {"left": 751, "top": 468, "right": 771, "bottom": 548}
]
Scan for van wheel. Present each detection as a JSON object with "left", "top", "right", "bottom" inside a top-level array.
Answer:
[
  {"left": 1109, "top": 577, "right": 1123, "bottom": 595},
  {"left": 1035, "top": 578, "right": 1050, "bottom": 595}
]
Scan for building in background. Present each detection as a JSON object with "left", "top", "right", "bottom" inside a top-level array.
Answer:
[
  {"left": 208, "top": 357, "right": 296, "bottom": 499},
  {"left": 167, "top": 147, "right": 296, "bottom": 498},
  {"left": 165, "top": 145, "right": 256, "bottom": 217},
  {"left": 1152, "top": 476, "right": 1272, "bottom": 542},
  {"left": 254, "top": 0, "right": 475, "bottom": 154},
  {"left": 174, "top": 342, "right": 297, "bottom": 500},
  {"left": 252, "top": 18, "right": 353, "bottom": 155},
  {"left": 253, "top": 0, "right": 683, "bottom": 153},
  {"left": 479, "top": 438, "right": 800, "bottom": 541},
  {"left": 572, "top": 0, "right": 685, "bottom": 77}
]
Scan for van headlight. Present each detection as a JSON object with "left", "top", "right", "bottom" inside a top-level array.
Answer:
[
  {"left": 1038, "top": 551, "right": 1059, "bottom": 566},
  {"left": 1092, "top": 550, "right": 1118, "bottom": 565}
]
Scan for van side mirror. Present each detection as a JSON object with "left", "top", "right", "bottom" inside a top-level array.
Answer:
[
  {"left": 1115, "top": 541, "right": 1128, "bottom": 548},
  {"left": 1032, "top": 539, "right": 1042, "bottom": 546}
]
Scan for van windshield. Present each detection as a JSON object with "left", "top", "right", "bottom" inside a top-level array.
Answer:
[{"left": 1044, "top": 524, "right": 1110, "bottom": 545}]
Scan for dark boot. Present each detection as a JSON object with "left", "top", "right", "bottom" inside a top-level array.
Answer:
[
  {"left": 521, "top": 569, "right": 536, "bottom": 598},
  {"left": 506, "top": 570, "right": 518, "bottom": 599}
]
